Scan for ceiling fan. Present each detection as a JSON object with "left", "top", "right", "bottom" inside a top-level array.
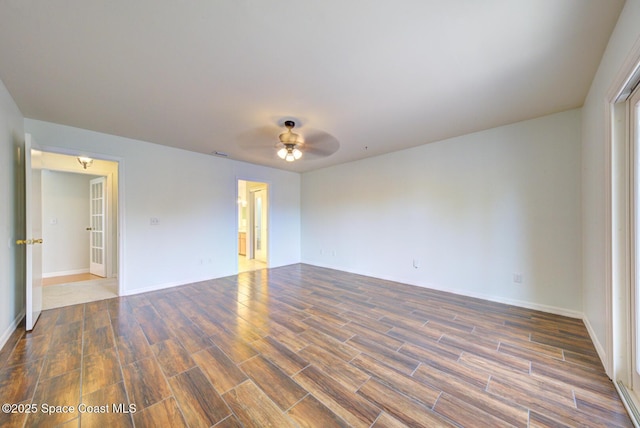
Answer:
[
  {"left": 237, "top": 119, "right": 340, "bottom": 162},
  {"left": 277, "top": 120, "right": 303, "bottom": 162}
]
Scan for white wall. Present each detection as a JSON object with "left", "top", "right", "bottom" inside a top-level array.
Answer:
[
  {"left": 302, "top": 109, "right": 582, "bottom": 316},
  {"left": 0, "top": 79, "right": 25, "bottom": 348},
  {"left": 25, "top": 119, "right": 301, "bottom": 295},
  {"left": 582, "top": 0, "right": 640, "bottom": 372},
  {"left": 42, "top": 170, "right": 98, "bottom": 276}
]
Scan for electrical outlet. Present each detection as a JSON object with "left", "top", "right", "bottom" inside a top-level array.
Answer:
[
  {"left": 150, "top": 217, "right": 159, "bottom": 225},
  {"left": 413, "top": 259, "right": 419, "bottom": 269},
  {"left": 513, "top": 273, "right": 523, "bottom": 284}
]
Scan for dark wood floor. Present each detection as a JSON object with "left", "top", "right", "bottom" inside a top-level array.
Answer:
[{"left": 0, "top": 264, "right": 632, "bottom": 427}]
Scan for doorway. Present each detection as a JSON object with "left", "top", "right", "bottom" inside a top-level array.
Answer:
[
  {"left": 39, "top": 152, "right": 119, "bottom": 309},
  {"left": 237, "top": 180, "right": 268, "bottom": 273}
]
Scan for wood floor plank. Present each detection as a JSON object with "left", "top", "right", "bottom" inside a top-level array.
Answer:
[
  {"left": 41, "top": 339, "right": 82, "bottom": 379},
  {"left": 298, "top": 344, "right": 369, "bottom": 392},
  {"left": 434, "top": 392, "right": 518, "bottom": 428},
  {"left": 55, "top": 305, "right": 84, "bottom": 325},
  {"left": 347, "top": 335, "right": 420, "bottom": 375},
  {"left": 299, "top": 328, "right": 360, "bottom": 362},
  {"left": 169, "top": 366, "right": 231, "bottom": 427},
  {"left": 83, "top": 325, "right": 116, "bottom": 356},
  {"left": 0, "top": 360, "right": 42, "bottom": 405},
  {"left": 250, "top": 335, "right": 309, "bottom": 376},
  {"left": 210, "top": 329, "right": 258, "bottom": 364},
  {"left": 132, "top": 398, "right": 188, "bottom": 428},
  {"left": 222, "top": 380, "right": 298, "bottom": 428},
  {"left": 357, "top": 377, "right": 455, "bottom": 427},
  {"left": 287, "top": 394, "right": 350, "bottom": 428},
  {"left": 370, "top": 412, "right": 410, "bottom": 427},
  {"left": 574, "top": 388, "right": 634, "bottom": 426},
  {"left": 413, "top": 363, "right": 529, "bottom": 427},
  {"left": 293, "top": 365, "right": 381, "bottom": 428},
  {"left": 530, "top": 357, "right": 614, "bottom": 395},
  {"left": 116, "top": 325, "right": 154, "bottom": 365},
  {"left": 83, "top": 308, "right": 111, "bottom": 331},
  {"left": 6, "top": 333, "right": 51, "bottom": 366},
  {"left": 487, "top": 375, "right": 604, "bottom": 426},
  {"left": 80, "top": 381, "right": 133, "bottom": 428},
  {"left": 170, "top": 322, "right": 212, "bottom": 354},
  {"left": 397, "top": 340, "right": 461, "bottom": 363},
  {"left": 302, "top": 316, "right": 354, "bottom": 342},
  {"left": 151, "top": 338, "right": 195, "bottom": 377},
  {"left": 350, "top": 353, "right": 440, "bottom": 408},
  {"left": 82, "top": 346, "right": 123, "bottom": 396},
  {"left": 342, "top": 321, "right": 404, "bottom": 350},
  {"left": 50, "top": 320, "right": 83, "bottom": 349},
  {"left": 121, "top": 357, "right": 172, "bottom": 410},
  {"left": 26, "top": 369, "right": 81, "bottom": 427},
  {"left": 0, "top": 400, "right": 28, "bottom": 428},
  {"left": 138, "top": 319, "right": 174, "bottom": 345},
  {"left": 192, "top": 345, "right": 248, "bottom": 394},
  {"left": 239, "top": 355, "right": 308, "bottom": 411}
]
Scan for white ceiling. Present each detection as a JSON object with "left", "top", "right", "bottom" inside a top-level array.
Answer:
[{"left": 0, "top": 1, "right": 624, "bottom": 172}]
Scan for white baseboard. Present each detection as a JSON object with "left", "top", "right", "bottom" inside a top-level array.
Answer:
[
  {"left": 583, "top": 314, "right": 609, "bottom": 376},
  {"left": 304, "top": 262, "right": 584, "bottom": 319},
  {"left": 43, "top": 268, "right": 89, "bottom": 278},
  {"left": 120, "top": 275, "right": 215, "bottom": 297},
  {"left": 0, "top": 310, "right": 25, "bottom": 353}
]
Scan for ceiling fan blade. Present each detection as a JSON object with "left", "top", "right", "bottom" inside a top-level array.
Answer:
[
  {"left": 236, "top": 125, "right": 282, "bottom": 150},
  {"left": 300, "top": 129, "right": 340, "bottom": 159}
]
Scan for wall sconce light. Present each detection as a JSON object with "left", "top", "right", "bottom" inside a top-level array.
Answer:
[{"left": 77, "top": 156, "right": 93, "bottom": 169}]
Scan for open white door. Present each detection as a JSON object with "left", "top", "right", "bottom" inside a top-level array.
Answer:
[
  {"left": 21, "top": 134, "right": 43, "bottom": 331},
  {"left": 252, "top": 188, "right": 268, "bottom": 262},
  {"left": 89, "top": 176, "right": 106, "bottom": 277}
]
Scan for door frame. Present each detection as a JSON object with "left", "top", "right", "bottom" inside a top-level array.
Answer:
[
  {"left": 236, "top": 178, "right": 270, "bottom": 271},
  {"left": 34, "top": 144, "right": 124, "bottom": 296},
  {"left": 606, "top": 38, "right": 640, "bottom": 421}
]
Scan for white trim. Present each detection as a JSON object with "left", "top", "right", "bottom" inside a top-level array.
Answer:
[
  {"left": 43, "top": 268, "right": 90, "bottom": 278},
  {"left": 0, "top": 309, "right": 25, "bottom": 352},
  {"left": 584, "top": 315, "right": 608, "bottom": 370},
  {"left": 120, "top": 276, "right": 215, "bottom": 297},
  {"left": 606, "top": 34, "right": 640, "bottom": 381},
  {"left": 605, "top": 97, "right": 615, "bottom": 377},
  {"left": 615, "top": 381, "right": 640, "bottom": 428}
]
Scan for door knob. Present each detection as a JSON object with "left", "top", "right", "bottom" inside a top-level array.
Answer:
[
  {"left": 16, "top": 239, "right": 31, "bottom": 245},
  {"left": 33, "top": 239, "right": 43, "bottom": 244}
]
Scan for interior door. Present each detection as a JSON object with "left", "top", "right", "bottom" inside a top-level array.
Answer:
[
  {"left": 252, "top": 188, "right": 267, "bottom": 262},
  {"left": 89, "top": 176, "right": 106, "bottom": 277},
  {"left": 22, "top": 134, "right": 43, "bottom": 331}
]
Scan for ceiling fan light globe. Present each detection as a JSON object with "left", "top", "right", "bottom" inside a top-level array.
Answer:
[
  {"left": 277, "top": 147, "right": 288, "bottom": 159},
  {"left": 285, "top": 153, "right": 295, "bottom": 162},
  {"left": 293, "top": 148, "right": 302, "bottom": 159}
]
